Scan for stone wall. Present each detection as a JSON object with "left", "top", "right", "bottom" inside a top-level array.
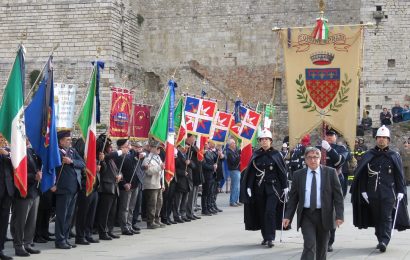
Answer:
[
  {"left": 360, "top": 0, "right": 410, "bottom": 126},
  {"left": 0, "top": 0, "right": 143, "bottom": 126}
]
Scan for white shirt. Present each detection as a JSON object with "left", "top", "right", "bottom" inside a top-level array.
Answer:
[{"left": 304, "top": 167, "right": 321, "bottom": 209}]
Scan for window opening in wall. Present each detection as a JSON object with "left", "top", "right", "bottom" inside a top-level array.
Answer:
[
  {"left": 387, "top": 59, "right": 395, "bottom": 68},
  {"left": 376, "top": 6, "right": 382, "bottom": 11}
]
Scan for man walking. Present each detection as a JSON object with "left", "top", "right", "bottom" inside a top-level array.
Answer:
[{"left": 283, "top": 147, "right": 344, "bottom": 260}]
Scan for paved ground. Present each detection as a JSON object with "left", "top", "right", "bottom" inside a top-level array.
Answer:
[{"left": 3, "top": 188, "right": 410, "bottom": 260}]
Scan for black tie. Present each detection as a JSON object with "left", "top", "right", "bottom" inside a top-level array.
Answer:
[{"left": 310, "top": 171, "right": 317, "bottom": 211}]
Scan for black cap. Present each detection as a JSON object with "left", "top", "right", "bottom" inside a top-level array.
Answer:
[
  {"left": 326, "top": 129, "right": 337, "bottom": 136},
  {"left": 116, "top": 138, "right": 128, "bottom": 147},
  {"left": 57, "top": 130, "right": 71, "bottom": 140}
]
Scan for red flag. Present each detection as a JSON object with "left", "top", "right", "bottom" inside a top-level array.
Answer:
[
  {"left": 131, "top": 104, "right": 151, "bottom": 140},
  {"left": 196, "top": 135, "right": 208, "bottom": 162},
  {"left": 240, "top": 141, "right": 253, "bottom": 173},
  {"left": 109, "top": 88, "right": 133, "bottom": 138}
]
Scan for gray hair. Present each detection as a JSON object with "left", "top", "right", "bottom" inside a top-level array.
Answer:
[{"left": 304, "top": 146, "right": 321, "bottom": 157}]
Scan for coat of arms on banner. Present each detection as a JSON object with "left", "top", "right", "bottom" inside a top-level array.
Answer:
[
  {"left": 184, "top": 96, "right": 217, "bottom": 135},
  {"left": 230, "top": 106, "right": 261, "bottom": 141},
  {"left": 210, "top": 111, "right": 233, "bottom": 144},
  {"left": 109, "top": 88, "right": 133, "bottom": 138}
]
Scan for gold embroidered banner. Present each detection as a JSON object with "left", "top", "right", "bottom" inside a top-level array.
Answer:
[{"left": 281, "top": 26, "right": 363, "bottom": 149}]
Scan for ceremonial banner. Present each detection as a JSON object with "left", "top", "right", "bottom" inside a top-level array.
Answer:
[
  {"left": 130, "top": 104, "right": 151, "bottom": 140},
  {"left": 210, "top": 111, "right": 233, "bottom": 145},
  {"left": 0, "top": 45, "right": 27, "bottom": 197},
  {"left": 184, "top": 96, "right": 217, "bottom": 136},
  {"left": 54, "top": 83, "right": 77, "bottom": 129},
  {"left": 230, "top": 106, "right": 261, "bottom": 142},
  {"left": 281, "top": 25, "right": 362, "bottom": 148},
  {"left": 25, "top": 56, "right": 61, "bottom": 192},
  {"left": 174, "top": 97, "right": 187, "bottom": 146},
  {"left": 109, "top": 88, "right": 133, "bottom": 138},
  {"left": 77, "top": 65, "right": 97, "bottom": 196}
]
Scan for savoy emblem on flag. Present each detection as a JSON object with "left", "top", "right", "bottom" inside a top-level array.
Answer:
[
  {"left": 230, "top": 106, "right": 261, "bottom": 141},
  {"left": 109, "top": 87, "right": 133, "bottom": 138},
  {"left": 184, "top": 96, "right": 217, "bottom": 136},
  {"left": 210, "top": 111, "right": 233, "bottom": 144}
]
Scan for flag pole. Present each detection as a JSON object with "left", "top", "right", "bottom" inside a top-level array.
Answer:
[{"left": 24, "top": 44, "right": 60, "bottom": 105}]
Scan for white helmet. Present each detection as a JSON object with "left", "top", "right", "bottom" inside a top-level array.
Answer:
[
  {"left": 376, "top": 125, "right": 390, "bottom": 139},
  {"left": 258, "top": 129, "right": 272, "bottom": 140}
]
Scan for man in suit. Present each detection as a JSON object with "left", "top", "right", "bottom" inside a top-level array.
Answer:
[
  {"left": 54, "top": 130, "right": 85, "bottom": 249},
  {"left": 283, "top": 146, "right": 344, "bottom": 260},
  {"left": 0, "top": 136, "right": 14, "bottom": 260}
]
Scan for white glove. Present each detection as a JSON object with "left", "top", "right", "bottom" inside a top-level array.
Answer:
[
  {"left": 321, "top": 140, "right": 331, "bottom": 151},
  {"left": 397, "top": 193, "right": 404, "bottom": 201},
  {"left": 283, "top": 188, "right": 289, "bottom": 196},
  {"left": 247, "top": 188, "right": 252, "bottom": 197},
  {"left": 361, "top": 192, "right": 369, "bottom": 204}
]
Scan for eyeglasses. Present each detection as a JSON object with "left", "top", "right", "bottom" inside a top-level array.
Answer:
[{"left": 306, "top": 156, "right": 320, "bottom": 160}]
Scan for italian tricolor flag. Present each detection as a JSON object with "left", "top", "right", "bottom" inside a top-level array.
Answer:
[
  {"left": 77, "top": 64, "right": 97, "bottom": 196},
  {"left": 0, "top": 46, "right": 27, "bottom": 197}
]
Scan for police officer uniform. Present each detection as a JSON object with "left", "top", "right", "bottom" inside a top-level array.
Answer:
[
  {"left": 351, "top": 126, "right": 410, "bottom": 252},
  {"left": 240, "top": 130, "right": 288, "bottom": 248}
]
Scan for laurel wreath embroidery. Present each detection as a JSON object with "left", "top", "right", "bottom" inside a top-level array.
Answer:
[{"left": 296, "top": 73, "right": 351, "bottom": 115}]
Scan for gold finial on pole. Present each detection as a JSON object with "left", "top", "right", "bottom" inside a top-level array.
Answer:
[
  {"left": 319, "top": 0, "right": 325, "bottom": 13},
  {"left": 96, "top": 47, "right": 102, "bottom": 59}
]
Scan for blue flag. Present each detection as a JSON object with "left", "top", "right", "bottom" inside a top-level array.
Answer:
[{"left": 25, "top": 57, "right": 61, "bottom": 192}]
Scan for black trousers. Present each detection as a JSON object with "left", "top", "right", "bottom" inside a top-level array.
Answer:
[
  {"left": 75, "top": 190, "right": 98, "bottom": 239},
  {"left": 160, "top": 181, "right": 176, "bottom": 221},
  {"left": 255, "top": 189, "right": 279, "bottom": 241},
  {"left": 96, "top": 193, "right": 117, "bottom": 234},
  {"left": 132, "top": 185, "right": 143, "bottom": 225},
  {"left": 301, "top": 209, "right": 329, "bottom": 260},
  {"left": 35, "top": 190, "right": 54, "bottom": 240},
  {"left": 369, "top": 197, "right": 395, "bottom": 245},
  {"left": 201, "top": 176, "right": 213, "bottom": 212},
  {"left": 55, "top": 192, "right": 77, "bottom": 245},
  {"left": 0, "top": 192, "right": 12, "bottom": 251}
]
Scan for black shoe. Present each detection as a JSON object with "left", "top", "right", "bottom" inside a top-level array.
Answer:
[
  {"left": 201, "top": 211, "right": 212, "bottom": 216},
  {"left": 108, "top": 232, "right": 120, "bottom": 239},
  {"left": 55, "top": 243, "right": 71, "bottom": 249},
  {"left": 15, "top": 247, "right": 30, "bottom": 257},
  {"left": 261, "top": 239, "right": 267, "bottom": 245},
  {"left": 267, "top": 240, "right": 273, "bottom": 248},
  {"left": 75, "top": 238, "right": 90, "bottom": 245},
  {"left": 327, "top": 245, "right": 333, "bottom": 252},
  {"left": 193, "top": 215, "right": 201, "bottom": 219},
  {"left": 34, "top": 237, "right": 47, "bottom": 243},
  {"left": 184, "top": 217, "right": 192, "bottom": 222},
  {"left": 0, "top": 251, "right": 13, "bottom": 260},
  {"left": 121, "top": 230, "right": 134, "bottom": 236},
  {"left": 215, "top": 206, "right": 223, "bottom": 212},
  {"left": 66, "top": 241, "right": 77, "bottom": 248},
  {"left": 131, "top": 229, "right": 140, "bottom": 234},
  {"left": 379, "top": 242, "right": 386, "bottom": 253},
  {"left": 170, "top": 220, "right": 177, "bottom": 224},
  {"left": 132, "top": 225, "right": 141, "bottom": 231},
  {"left": 86, "top": 236, "right": 100, "bottom": 243},
  {"left": 175, "top": 217, "right": 184, "bottom": 223},
  {"left": 99, "top": 233, "right": 112, "bottom": 241},
  {"left": 376, "top": 243, "right": 381, "bottom": 249},
  {"left": 24, "top": 246, "right": 40, "bottom": 254}
]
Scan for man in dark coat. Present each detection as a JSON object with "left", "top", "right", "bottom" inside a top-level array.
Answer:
[
  {"left": 240, "top": 129, "right": 288, "bottom": 248},
  {"left": 11, "top": 143, "right": 42, "bottom": 256},
  {"left": 54, "top": 130, "right": 85, "bottom": 249},
  {"left": 283, "top": 146, "right": 344, "bottom": 259},
  {"left": 173, "top": 144, "right": 195, "bottom": 222},
  {"left": 350, "top": 125, "right": 410, "bottom": 253},
  {"left": 0, "top": 138, "right": 14, "bottom": 260},
  {"left": 185, "top": 134, "right": 202, "bottom": 220}
]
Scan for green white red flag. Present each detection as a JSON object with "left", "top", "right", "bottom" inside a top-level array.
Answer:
[
  {"left": 0, "top": 45, "right": 28, "bottom": 197},
  {"left": 77, "top": 64, "right": 97, "bottom": 196}
]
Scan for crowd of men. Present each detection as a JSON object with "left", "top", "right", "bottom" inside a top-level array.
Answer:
[{"left": 0, "top": 131, "right": 228, "bottom": 259}]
